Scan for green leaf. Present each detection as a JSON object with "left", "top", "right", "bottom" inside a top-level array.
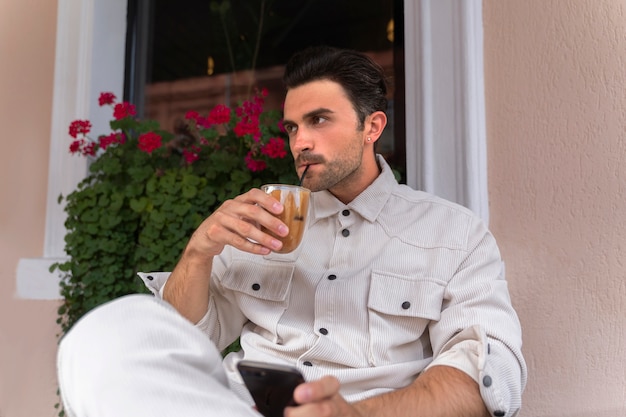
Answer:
[
  {"left": 110, "top": 192, "right": 124, "bottom": 211},
  {"left": 125, "top": 183, "right": 145, "bottom": 198},
  {"left": 181, "top": 184, "right": 197, "bottom": 199},
  {"left": 80, "top": 209, "right": 99, "bottom": 223},
  {"left": 136, "top": 119, "right": 161, "bottom": 133},
  {"left": 129, "top": 197, "right": 149, "bottom": 213},
  {"left": 128, "top": 165, "right": 154, "bottom": 182},
  {"left": 150, "top": 209, "right": 166, "bottom": 224},
  {"left": 231, "top": 169, "right": 251, "bottom": 184}
]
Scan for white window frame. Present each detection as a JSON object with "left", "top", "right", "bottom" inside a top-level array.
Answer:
[
  {"left": 16, "top": 0, "right": 128, "bottom": 299},
  {"left": 404, "top": 0, "right": 488, "bottom": 222},
  {"left": 16, "top": 0, "right": 487, "bottom": 300}
]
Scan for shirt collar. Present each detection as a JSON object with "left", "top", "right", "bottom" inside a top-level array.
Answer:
[{"left": 311, "top": 155, "right": 397, "bottom": 223}]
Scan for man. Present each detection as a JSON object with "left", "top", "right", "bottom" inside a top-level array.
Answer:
[{"left": 57, "top": 46, "right": 527, "bottom": 417}]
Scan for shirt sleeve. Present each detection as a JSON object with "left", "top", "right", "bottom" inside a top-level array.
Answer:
[
  {"left": 425, "top": 325, "right": 525, "bottom": 417},
  {"left": 427, "top": 216, "right": 527, "bottom": 417}
]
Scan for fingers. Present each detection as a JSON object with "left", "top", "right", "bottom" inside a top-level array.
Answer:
[
  {"left": 285, "top": 377, "right": 358, "bottom": 417},
  {"left": 194, "top": 188, "right": 289, "bottom": 255},
  {"left": 293, "top": 376, "right": 340, "bottom": 404},
  {"left": 207, "top": 210, "right": 281, "bottom": 255},
  {"left": 233, "top": 188, "right": 284, "bottom": 214}
]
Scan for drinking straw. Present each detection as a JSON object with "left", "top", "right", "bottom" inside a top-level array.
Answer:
[{"left": 298, "top": 165, "right": 310, "bottom": 186}]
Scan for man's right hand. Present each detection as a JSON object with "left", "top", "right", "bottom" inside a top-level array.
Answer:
[
  {"left": 163, "top": 188, "right": 288, "bottom": 323},
  {"left": 185, "top": 187, "right": 289, "bottom": 259}
]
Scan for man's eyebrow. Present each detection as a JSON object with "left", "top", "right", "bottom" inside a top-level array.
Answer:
[{"left": 283, "top": 108, "right": 334, "bottom": 125}]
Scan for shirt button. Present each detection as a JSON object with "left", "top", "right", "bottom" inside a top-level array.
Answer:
[
  {"left": 483, "top": 375, "right": 492, "bottom": 387},
  {"left": 341, "top": 229, "right": 350, "bottom": 237},
  {"left": 319, "top": 328, "right": 328, "bottom": 335},
  {"left": 252, "top": 283, "right": 260, "bottom": 291},
  {"left": 494, "top": 411, "right": 505, "bottom": 417},
  {"left": 303, "top": 361, "right": 313, "bottom": 366},
  {"left": 146, "top": 275, "right": 154, "bottom": 281},
  {"left": 328, "top": 274, "right": 337, "bottom": 280},
  {"left": 342, "top": 209, "right": 350, "bottom": 216},
  {"left": 401, "top": 301, "right": 411, "bottom": 309}
]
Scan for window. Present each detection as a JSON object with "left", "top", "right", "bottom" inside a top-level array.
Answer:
[
  {"left": 125, "top": 0, "right": 406, "bottom": 177},
  {"left": 17, "top": 0, "right": 488, "bottom": 300}
]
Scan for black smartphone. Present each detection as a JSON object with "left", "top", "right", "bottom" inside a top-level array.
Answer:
[{"left": 236, "top": 360, "right": 305, "bottom": 417}]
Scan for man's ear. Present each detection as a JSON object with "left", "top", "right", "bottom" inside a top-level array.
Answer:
[{"left": 365, "top": 111, "right": 388, "bottom": 142}]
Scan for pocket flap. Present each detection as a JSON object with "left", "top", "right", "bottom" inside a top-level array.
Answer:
[
  {"left": 368, "top": 272, "right": 445, "bottom": 320},
  {"left": 220, "top": 261, "right": 294, "bottom": 302}
]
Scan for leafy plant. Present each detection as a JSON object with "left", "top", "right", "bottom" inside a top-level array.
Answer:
[{"left": 52, "top": 89, "right": 297, "bottom": 337}]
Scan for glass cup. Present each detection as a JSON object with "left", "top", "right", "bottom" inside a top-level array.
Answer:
[{"left": 261, "top": 184, "right": 311, "bottom": 254}]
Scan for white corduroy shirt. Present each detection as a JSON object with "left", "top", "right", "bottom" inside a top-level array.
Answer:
[{"left": 140, "top": 156, "right": 527, "bottom": 417}]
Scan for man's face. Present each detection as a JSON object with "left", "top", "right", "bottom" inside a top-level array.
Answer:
[{"left": 282, "top": 80, "right": 367, "bottom": 194}]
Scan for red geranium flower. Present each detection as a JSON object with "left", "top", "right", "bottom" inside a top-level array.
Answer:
[
  {"left": 69, "top": 139, "right": 84, "bottom": 154},
  {"left": 185, "top": 110, "right": 200, "bottom": 121},
  {"left": 68, "top": 120, "right": 92, "bottom": 138},
  {"left": 137, "top": 132, "right": 162, "bottom": 154},
  {"left": 244, "top": 151, "right": 267, "bottom": 172},
  {"left": 98, "top": 92, "right": 117, "bottom": 106},
  {"left": 196, "top": 116, "right": 213, "bottom": 129},
  {"left": 82, "top": 142, "right": 97, "bottom": 157},
  {"left": 237, "top": 99, "right": 263, "bottom": 119},
  {"left": 113, "top": 102, "right": 137, "bottom": 120},
  {"left": 207, "top": 104, "right": 231, "bottom": 125},
  {"left": 261, "top": 137, "right": 287, "bottom": 159},
  {"left": 234, "top": 117, "right": 261, "bottom": 139},
  {"left": 183, "top": 145, "right": 202, "bottom": 164},
  {"left": 98, "top": 132, "right": 125, "bottom": 150}
]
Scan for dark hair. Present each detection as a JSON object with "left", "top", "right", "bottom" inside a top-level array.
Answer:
[{"left": 283, "top": 46, "right": 388, "bottom": 130}]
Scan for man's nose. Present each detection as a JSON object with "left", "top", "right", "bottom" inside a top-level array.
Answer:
[{"left": 291, "top": 129, "right": 313, "bottom": 153}]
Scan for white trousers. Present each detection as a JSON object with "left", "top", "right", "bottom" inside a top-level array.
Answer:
[{"left": 57, "top": 294, "right": 259, "bottom": 417}]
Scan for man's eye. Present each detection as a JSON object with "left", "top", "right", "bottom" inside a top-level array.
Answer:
[
  {"left": 284, "top": 124, "right": 297, "bottom": 134},
  {"left": 312, "top": 116, "right": 327, "bottom": 125}
]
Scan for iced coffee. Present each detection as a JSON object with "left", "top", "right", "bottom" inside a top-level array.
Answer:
[{"left": 261, "top": 184, "right": 310, "bottom": 253}]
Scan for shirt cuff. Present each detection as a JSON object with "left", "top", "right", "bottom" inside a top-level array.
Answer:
[
  {"left": 425, "top": 338, "right": 481, "bottom": 384},
  {"left": 137, "top": 271, "right": 171, "bottom": 298},
  {"left": 194, "top": 309, "right": 213, "bottom": 331}
]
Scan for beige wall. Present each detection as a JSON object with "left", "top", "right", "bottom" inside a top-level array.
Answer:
[
  {"left": 1, "top": 0, "right": 625, "bottom": 416},
  {"left": 484, "top": 0, "right": 626, "bottom": 416},
  {"left": 0, "top": 0, "right": 60, "bottom": 416}
]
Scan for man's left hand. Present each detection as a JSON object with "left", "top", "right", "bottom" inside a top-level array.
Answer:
[{"left": 285, "top": 376, "right": 363, "bottom": 417}]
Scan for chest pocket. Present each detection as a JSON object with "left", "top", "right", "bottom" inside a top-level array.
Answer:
[
  {"left": 219, "top": 261, "right": 295, "bottom": 341},
  {"left": 367, "top": 271, "right": 446, "bottom": 365}
]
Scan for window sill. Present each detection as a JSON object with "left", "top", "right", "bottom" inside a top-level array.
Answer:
[{"left": 16, "top": 257, "right": 65, "bottom": 300}]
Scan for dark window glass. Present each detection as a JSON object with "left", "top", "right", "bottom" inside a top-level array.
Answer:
[{"left": 125, "top": 0, "right": 405, "bottom": 177}]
